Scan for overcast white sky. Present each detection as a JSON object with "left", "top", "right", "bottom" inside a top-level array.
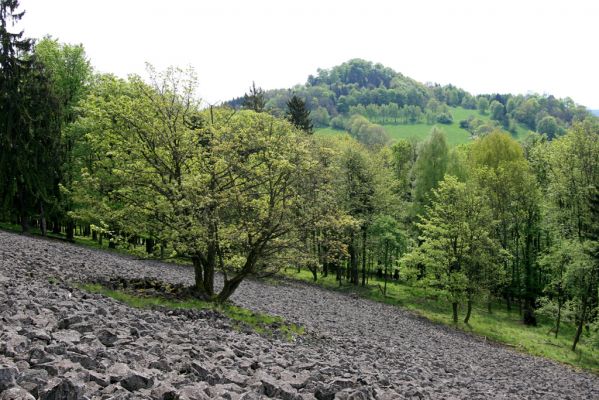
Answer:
[{"left": 17, "top": 0, "right": 599, "bottom": 108}]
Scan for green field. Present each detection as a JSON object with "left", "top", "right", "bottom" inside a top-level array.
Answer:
[{"left": 317, "top": 107, "right": 530, "bottom": 146}]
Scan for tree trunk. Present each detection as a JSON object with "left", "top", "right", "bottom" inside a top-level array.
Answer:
[
  {"left": 572, "top": 298, "right": 588, "bottom": 351},
  {"left": 452, "top": 302, "right": 458, "bottom": 324},
  {"left": 464, "top": 298, "right": 473, "bottom": 324},
  {"left": 361, "top": 227, "right": 367, "bottom": 287},
  {"left": 52, "top": 220, "right": 61, "bottom": 234},
  {"left": 349, "top": 232, "right": 358, "bottom": 285},
  {"left": 39, "top": 203, "right": 47, "bottom": 237},
  {"left": 203, "top": 244, "right": 216, "bottom": 297},
  {"left": 66, "top": 219, "right": 75, "bottom": 242},
  {"left": 18, "top": 187, "right": 29, "bottom": 234},
  {"left": 217, "top": 275, "right": 244, "bottom": 303},
  {"left": 191, "top": 256, "right": 205, "bottom": 296},
  {"left": 555, "top": 298, "right": 562, "bottom": 338},
  {"left": 145, "top": 238, "right": 155, "bottom": 254},
  {"left": 383, "top": 240, "right": 389, "bottom": 296}
]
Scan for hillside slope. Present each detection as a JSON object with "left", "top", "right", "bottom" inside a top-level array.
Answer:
[
  {"left": 317, "top": 106, "right": 531, "bottom": 146},
  {"left": 1, "top": 230, "right": 598, "bottom": 399}
]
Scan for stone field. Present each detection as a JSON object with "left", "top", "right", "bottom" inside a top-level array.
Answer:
[{"left": 1, "top": 230, "right": 598, "bottom": 399}]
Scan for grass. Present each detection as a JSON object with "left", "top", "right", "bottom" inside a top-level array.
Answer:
[
  {"left": 316, "top": 107, "right": 532, "bottom": 146},
  {"left": 280, "top": 268, "right": 599, "bottom": 374},
  {"left": 80, "top": 283, "right": 304, "bottom": 340}
]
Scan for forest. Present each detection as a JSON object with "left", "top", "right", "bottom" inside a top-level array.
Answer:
[{"left": 1, "top": 0, "right": 598, "bottom": 367}]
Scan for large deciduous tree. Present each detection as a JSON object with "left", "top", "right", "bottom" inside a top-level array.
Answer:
[
  {"left": 34, "top": 37, "right": 91, "bottom": 240},
  {"left": 411, "top": 127, "right": 448, "bottom": 218},
  {"left": 405, "top": 175, "right": 504, "bottom": 324},
  {"left": 544, "top": 120, "right": 599, "bottom": 350},
  {"left": 77, "top": 66, "right": 323, "bottom": 302}
]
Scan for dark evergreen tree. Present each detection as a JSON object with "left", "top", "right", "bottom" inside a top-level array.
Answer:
[
  {"left": 285, "top": 95, "right": 313, "bottom": 134},
  {"left": 0, "top": 0, "right": 62, "bottom": 233},
  {"left": 242, "top": 81, "right": 266, "bottom": 113}
]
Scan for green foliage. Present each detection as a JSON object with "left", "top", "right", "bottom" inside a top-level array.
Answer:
[
  {"left": 405, "top": 175, "right": 504, "bottom": 322},
  {"left": 536, "top": 115, "right": 560, "bottom": 139},
  {"left": 0, "top": 1, "right": 62, "bottom": 232},
  {"left": 345, "top": 115, "right": 390, "bottom": 147},
  {"left": 477, "top": 97, "right": 489, "bottom": 115},
  {"left": 435, "top": 111, "right": 452, "bottom": 124},
  {"left": 75, "top": 66, "right": 327, "bottom": 302},
  {"left": 311, "top": 106, "right": 330, "bottom": 127},
  {"left": 411, "top": 128, "right": 448, "bottom": 216},
  {"left": 242, "top": 81, "right": 266, "bottom": 113},
  {"left": 33, "top": 37, "right": 92, "bottom": 239},
  {"left": 285, "top": 94, "right": 313, "bottom": 134}
]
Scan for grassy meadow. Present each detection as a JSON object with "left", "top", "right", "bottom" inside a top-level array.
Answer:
[{"left": 317, "top": 107, "right": 531, "bottom": 146}]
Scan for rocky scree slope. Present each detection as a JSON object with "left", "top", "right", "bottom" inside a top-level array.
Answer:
[{"left": 0, "top": 230, "right": 598, "bottom": 399}]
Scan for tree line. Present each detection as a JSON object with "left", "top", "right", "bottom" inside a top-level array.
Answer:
[
  {"left": 228, "top": 59, "right": 591, "bottom": 142},
  {"left": 1, "top": 1, "right": 598, "bottom": 353}
]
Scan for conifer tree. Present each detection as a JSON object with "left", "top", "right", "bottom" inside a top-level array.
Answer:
[
  {"left": 0, "top": 0, "right": 61, "bottom": 233},
  {"left": 286, "top": 95, "right": 313, "bottom": 134},
  {"left": 242, "top": 81, "right": 266, "bottom": 112}
]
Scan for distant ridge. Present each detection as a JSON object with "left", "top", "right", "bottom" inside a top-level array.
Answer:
[{"left": 591, "top": 109, "right": 599, "bottom": 117}]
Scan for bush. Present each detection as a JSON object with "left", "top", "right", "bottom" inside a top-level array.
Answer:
[
  {"left": 436, "top": 112, "right": 453, "bottom": 124},
  {"left": 330, "top": 115, "right": 347, "bottom": 130}
]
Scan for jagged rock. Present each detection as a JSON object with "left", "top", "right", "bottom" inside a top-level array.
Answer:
[
  {"left": 57, "top": 316, "right": 83, "bottom": 330},
  {"left": 279, "top": 370, "right": 312, "bottom": 389},
  {"left": 238, "top": 393, "right": 263, "bottom": 400},
  {"left": 221, "top": 369, "right": 247, "bottom": 386},
  {"left": 68, "top": 323, "right": 93, "bottom": 335},
  {"left": 51, "top": 331, "right": 81, "bottom": 345},
  {"left": 190, "top": 361, "right": 221, "bottom": 384},
  {"left": 88, "top": 371, "right": 109, "bottom": 388},
  {"left": 149, "top": 359, "right": 171, "bottom": 372},
  {"left": 0, "top": 386, "right": 36, "bottom": 400},
  {"left": 150, "top": 384, "right": 179, "bottom": 400},
  {"left": 0, "top": 365, "right": 18, "bottom": 391},
  {"left": 178, "top": 384, "right": 211, "bottom": 400},
  {"left": 23, "top": 330, "right": 51, "bottom": 343},
  {"left": 120, "top": 371, "right": 154, "bottom": 392},
  {"left": 258, "top": 372, "right": 301, "bottom": 400},
  {"left": 206, "top": 383, "right": 244, "bottom": 399},
  {"left": 328, "top": 378, "right": 354, "bottom": 391},
  {"left": 17, "top": 368, "right": 48, "bottom": 398},
  {"left": 314, "top": 384, "right": 336, "bottom": 400},
  {"left": 96, "top": 329, "right": 118, "bottom": 347},
  {"left": 2, "top": 231, "right": 599, "bottom": 400},
  {"left": 107, "top": 363, "right": 131, "bottom": 384},
  {"left": 64, "top": 352, "right": 97, "bottom": 370},
  {"left": 0, "top": 335, "right": 28, "bottom": 358},
  {"left": 39, "top": 378, "right": 83, "bottom": 400}
]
